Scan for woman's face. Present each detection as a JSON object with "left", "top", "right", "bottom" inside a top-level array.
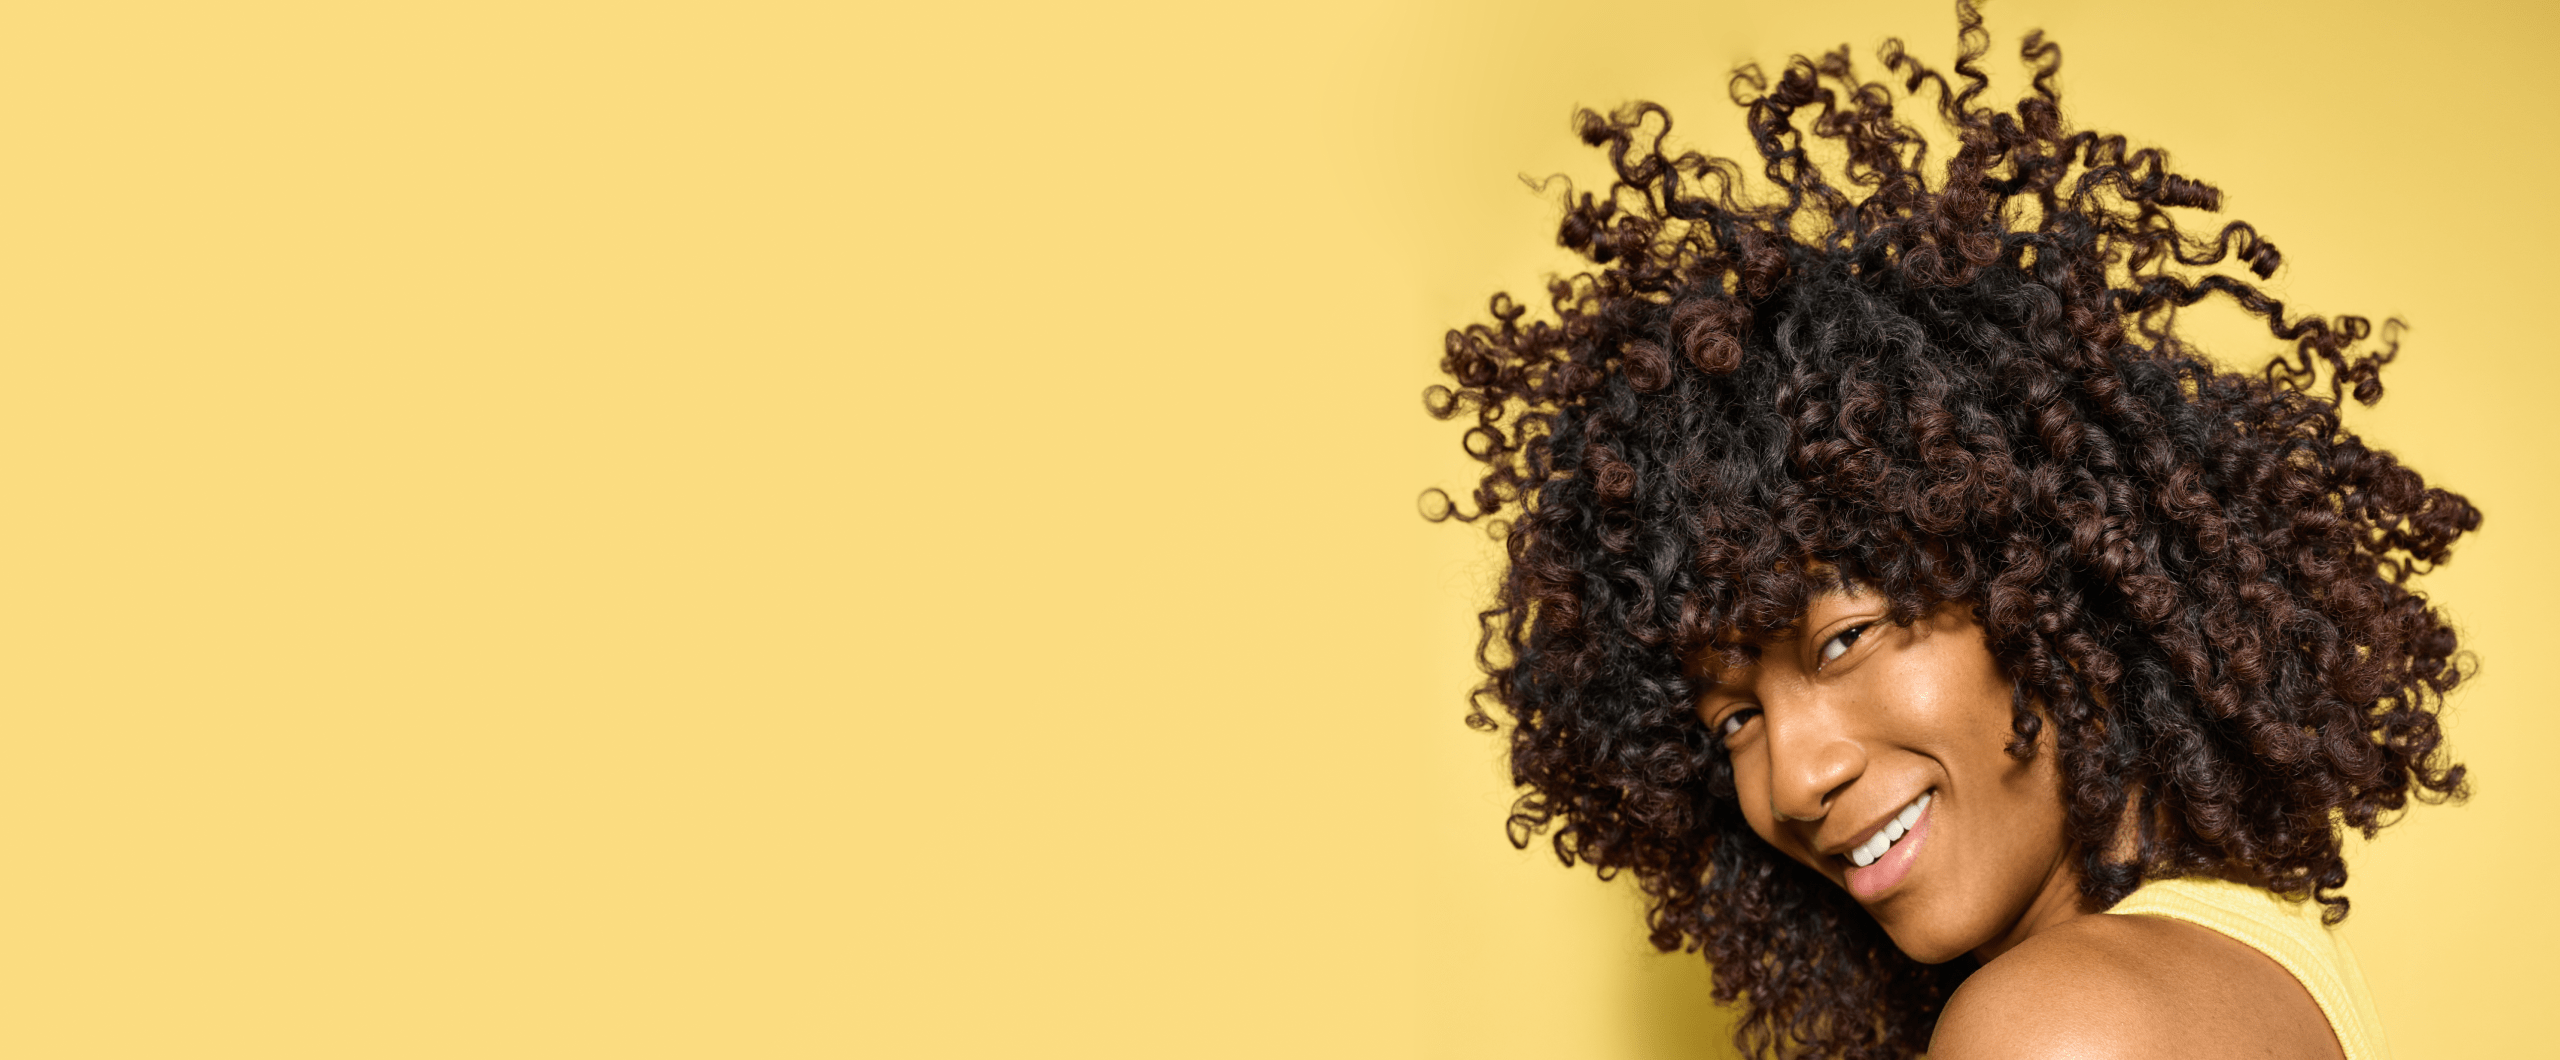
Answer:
[{"left": 1693, "top": 587, "right": 2086, "bottom": 964}]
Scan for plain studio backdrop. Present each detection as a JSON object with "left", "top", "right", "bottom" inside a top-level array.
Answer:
[{"left": 0, "top": 1, "right": 2548, "bottom": 1056}]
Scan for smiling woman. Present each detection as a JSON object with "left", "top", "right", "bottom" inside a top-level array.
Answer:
[
  {"left": 1696, "top": 588, "right": 2072, "bottom": 964},
  {"left": 1425, "top": 3, "right": 2474, "bottom": 1057}
]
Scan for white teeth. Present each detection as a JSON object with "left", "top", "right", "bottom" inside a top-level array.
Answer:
[{"left": 1847, "top": 792, "right": 1931, "bottom": 870}]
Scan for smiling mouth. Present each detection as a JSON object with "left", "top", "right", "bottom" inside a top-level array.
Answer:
[{"left": 1846, "top": 791, "right": 1932, "bottom": 868}]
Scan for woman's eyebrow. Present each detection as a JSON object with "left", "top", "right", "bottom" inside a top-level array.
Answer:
[{"left": 1689, "top": 641, "right": 1770, "bottom": 682}]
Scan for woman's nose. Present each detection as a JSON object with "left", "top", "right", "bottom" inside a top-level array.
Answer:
[{"left": 1765, "top": 703, "right": 1865, "bottom": 823}]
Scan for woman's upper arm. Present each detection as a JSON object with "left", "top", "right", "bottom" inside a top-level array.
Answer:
[{"left": 1930, "top": 933, "right": 2160, "bottom": 1060}]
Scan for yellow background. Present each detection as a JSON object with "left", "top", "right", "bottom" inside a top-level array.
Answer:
[{"left": 0, "top": 1, "right": 2547, "bottom": 1056}]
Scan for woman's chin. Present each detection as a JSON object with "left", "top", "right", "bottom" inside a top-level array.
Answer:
[{"left": 1871, "top": 907, "right": 1986, "bottom": 966}]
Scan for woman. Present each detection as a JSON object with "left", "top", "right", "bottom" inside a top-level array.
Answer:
[{"left": 1424, "top": 4, "right": 2474, "bottom": 1058}]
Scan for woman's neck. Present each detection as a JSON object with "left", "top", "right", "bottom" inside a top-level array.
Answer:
[{"left": 1970, "top": 848, "right": 2102, "bottom": 963}]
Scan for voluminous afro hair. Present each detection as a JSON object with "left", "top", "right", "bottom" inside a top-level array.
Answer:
[{"left": 1424, "top": 5, "right": 2476, "bottom": 1058}]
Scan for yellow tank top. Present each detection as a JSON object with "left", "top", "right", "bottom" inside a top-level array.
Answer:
[{"left": 2106, "top": 876, "right": 2391, "bottom": 1060}]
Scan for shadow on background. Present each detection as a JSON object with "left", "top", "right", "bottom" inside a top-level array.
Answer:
[{"left": 1623, "top": 948, "right": 1742, "bottom": 1059}]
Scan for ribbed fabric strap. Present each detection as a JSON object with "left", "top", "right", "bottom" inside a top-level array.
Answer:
[{"left": 2107, "top": 877, "right": 2391, "bottom": 1060}]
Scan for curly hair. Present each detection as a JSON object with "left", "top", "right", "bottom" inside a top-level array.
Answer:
[{"left": 1422, "top": 5, "right": 2477, "bottom": 1058}]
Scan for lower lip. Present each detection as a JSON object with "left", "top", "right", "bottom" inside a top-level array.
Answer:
[{"left": 1844, "top": 795, "right": 1932, "bottom": 901}]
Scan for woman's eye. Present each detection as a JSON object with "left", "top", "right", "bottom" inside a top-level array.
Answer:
[
  {"left": 1818, "top": 624, "right": 1868, "bottom": 666},
  {"left": 1716, "top": 707, "right": 1761, "bottom": 742}
]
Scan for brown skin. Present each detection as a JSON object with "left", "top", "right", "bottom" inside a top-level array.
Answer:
[
  {"left": 1695, "top": 588, "right": 2343, "bottom": 1059},
  {"left": 1931, "top": 914, "right": 2344, "bottom": 1060}
]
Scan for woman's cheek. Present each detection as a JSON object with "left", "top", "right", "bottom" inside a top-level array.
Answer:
[{"left": 1730, "top": 755, "right": 1780, "bottom": 847}]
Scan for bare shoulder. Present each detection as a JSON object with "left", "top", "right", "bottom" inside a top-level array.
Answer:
[
  {"left": 1929, "top": 913, "right": 2342, "bottom": 1060},
  {"left": 1929, "top": 914, "right": 2182, "bottom": 1060}
]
